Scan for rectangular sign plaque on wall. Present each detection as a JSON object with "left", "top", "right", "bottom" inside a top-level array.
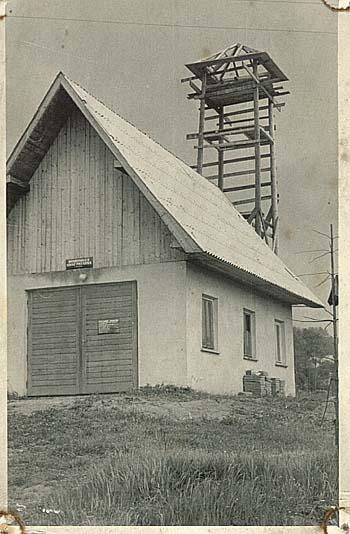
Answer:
[
  {"left": 98, "top": 319, "right": 120, "bottom": 335},
  {"left": 66, "top": 257, "right": 93, "bottom": 270}
]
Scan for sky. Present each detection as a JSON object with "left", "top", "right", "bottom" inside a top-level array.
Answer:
[{"left": 5, "top": 0, "right": 338, "bottom": 321}]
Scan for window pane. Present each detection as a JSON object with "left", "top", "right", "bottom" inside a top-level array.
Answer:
[
  {"left": 244, "top": 331, "right": 251, "bottom": 356},
  {"left": 275, "top": 321, "right": 284, "bottom": 363},
  {"left": 244, "top": 312, "right": 253, "bottom": 357},
  {"left": 245, "top": 314, "right": 251, "bottom": 333},
  {"left": 202, "top": 298, "right": 215, "bottom": 349}
]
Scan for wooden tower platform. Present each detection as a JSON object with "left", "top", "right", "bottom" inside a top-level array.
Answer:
[{"left": 182, "top": 43, "right": 290, "bottom": 254}]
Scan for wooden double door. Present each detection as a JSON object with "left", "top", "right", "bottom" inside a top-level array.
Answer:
[{"left": 27, "top": 282, "right": 138, "bottom": 396}]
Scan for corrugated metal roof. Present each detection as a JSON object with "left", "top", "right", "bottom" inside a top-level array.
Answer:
[{"left": 8, "top": 73, "right": 324, "bottom": 308}]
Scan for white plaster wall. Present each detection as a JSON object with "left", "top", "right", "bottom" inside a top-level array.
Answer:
[
  {"left": 8, "top": 261, "right": 187, "bottom": 396},
  {"left": 186, "top": 263, "right": 296, "bottom": 396}
]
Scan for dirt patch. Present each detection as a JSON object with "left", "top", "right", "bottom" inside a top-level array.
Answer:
[{"left": 8, "top": 393, "right": 236, "bottom": 421}]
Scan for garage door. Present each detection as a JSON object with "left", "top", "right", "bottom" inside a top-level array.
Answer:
[{"left": 27, "top": 282, "right": 138, "bottom": 396}]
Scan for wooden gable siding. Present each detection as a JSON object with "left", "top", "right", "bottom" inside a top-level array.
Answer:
[{"left": 7, "top": 109, "right": 185, "bottom": 274}]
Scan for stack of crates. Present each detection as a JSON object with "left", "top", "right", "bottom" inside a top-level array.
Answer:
[
  {"left": 279, "top": 379, "right": 286, "bottom": 396},
  {"left": 243, "top": 371, "right": 286, "bottom": 397},
  {"left": 243, "top": 371, "right": 270, "bottom": 397},
  {"left": 271, "top": 378, "right": 286, "bottom": 397}
]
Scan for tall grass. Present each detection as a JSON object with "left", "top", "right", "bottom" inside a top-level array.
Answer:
[{"left": 47, "top": 447, "right": 337, "bottom": 526}]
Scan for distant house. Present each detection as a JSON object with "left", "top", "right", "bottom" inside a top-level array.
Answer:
[{"left": 6, "top": 73, "right": 322, "bottom": 397}]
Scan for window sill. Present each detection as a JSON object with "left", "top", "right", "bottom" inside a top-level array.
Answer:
[
  {"left": 275, "top": 362, "right": 288, "bottom": 368},
  {"left": 201, "top": 347, "right": 220, "bottom": 355},
  {"left": 243, "top": 356, "right": 258, "bottom": 362}
]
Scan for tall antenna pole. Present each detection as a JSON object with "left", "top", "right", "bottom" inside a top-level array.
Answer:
[{"left": 330, "top": 224, "right": 339, "bottom": 447}]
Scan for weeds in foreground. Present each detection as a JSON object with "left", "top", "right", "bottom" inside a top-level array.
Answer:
[
  {"left": 8, "top": 388, "right": 337, "bottom": 526},
  {"left": 43, "top": 448, "right": 337, "bottom": 526}
]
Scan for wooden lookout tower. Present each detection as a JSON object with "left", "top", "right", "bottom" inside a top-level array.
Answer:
[{"left": 182, "top": 44, "right": 289, "bottom": 254}]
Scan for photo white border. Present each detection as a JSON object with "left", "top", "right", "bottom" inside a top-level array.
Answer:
[{"left": 0, "top": 2, "right": 348, "bottom": 532}]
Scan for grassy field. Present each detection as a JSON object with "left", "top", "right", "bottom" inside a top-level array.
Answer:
[{"left": 8, "top": 386, "right": 338, "bottom": 526}]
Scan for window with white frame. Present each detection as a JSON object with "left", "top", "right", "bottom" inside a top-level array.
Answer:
[
  {"left": 275, "top": 320, "right": 286, "bottom": 364},
  {"left": 243, "top": 309, "right": 255, "bottom": 359},
  {"left": 202, "top": 295, "right": 218, "bottom": 351}
]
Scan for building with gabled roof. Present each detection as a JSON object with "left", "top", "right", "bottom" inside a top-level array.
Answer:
[{"left": 7, "top": 72, "right": 323, "bottom": 397}]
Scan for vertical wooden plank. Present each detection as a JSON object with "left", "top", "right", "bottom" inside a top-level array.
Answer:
[
  {"left": 70, "top": 110, "right": 78, "bottom": 256},
  {"left": 78, "top": 286, "right": 84, "bottom": 395},
  {"left": 93, "top": 124, "right": 99, "bottom": 262},
  {"left": 89, "top": 122, "right": 96, "bottom": 261},
  {"left": 101, "top": 138, "right": 107, "bottom": 265},
  {"left": 104, "top": 147, "right": 109, "bottom": 265},
  {"left": 110, "top": 152, "right": 116, "bottom": 265},
  {"left": 59, "top": 120, "right": 66, "bottom": 269},
  {"left": 116, "top": 169, "right": 123, "bottom": 266},
  {"left": 145, "top": 198, "right": 155, "bottom": 263},
  {"left": 56, "top": 125, "right": 62, "bottom": 270},
  {"left": 132, "top": 281, "right": 139, "bottom": 388},
  {"left": 121, "top": 174, "right": 128, "bottom": 265},
  {"left": 9, "top": 209, "right": 15, "bottom": 273},
  {"left": 85, "top": 117, "right": 92, "bottom": 258},
  {"left": 15, "top": 198, "right": 21, "bottom": 274},
  {"left": 77, "top": 113, "right": 86, "bottom": 256},
  {"left": 104, "top": 147, "right": 110, "bottom": 266},
  {"left": 95, "top": 128, "right": 102, "bottom": 264},
  {"left": 51, "top": 136, "right": 58, "bottom": 271},
  {"left": 144, "top": 195, "right": 154, "bottom": 264},
  {"left": 6, "top": 214, "right": 12, "bottom": 274},
  {"left": 27, "top": 291, "right": 33, "bottom": 396},
  {"left": 124, "top": 175, "right": 135, "bottom": 265},
  {"left": 62, "top": 118, "right": 69, "bottom": 262},
  {"left": 11, "top": 202, "right": 17, "bottom": 274},
  {"left": 67, "top": 115, "right": 73, "bottom": 259},
  {"left": 160, "top": 221, "right": 170, "bottom": 262},
  {"left": 139, "top": 193, "right": 146, "bottom": 263},
  {"left": 44, "top": 145, "right": 50, "bottom": 272},
  {"left": 132, "top": 181, "right": 140, "bottom": 265},
  {"left": 47, "top": 143, "right": 53, "bottom": 270},
  {"left": 40, "top": 148, "right": 47, "bottom": 272},
  {"left": 16, "top": 199, "right": 21, "bottom": 273},
  {"left": 140, "top": 194, "right": 149, "bottom": 263},
  {"left": 20, "top": 197, "right": 26, "bottom": 272},
  {"left": 75, "top": 112, "right": 81, "bottom": 255},
  {"left": 34, "top": 162, "right": 41, "bottom": 273},
  {"left": 109, "top": 153, "right": 116, "bottom": 265},
  {"left": 95, "top": 131, "right": 102, "bottom": 266}
]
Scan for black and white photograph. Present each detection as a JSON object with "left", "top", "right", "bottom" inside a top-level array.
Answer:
[{"left": 2, "top": 0, "right": 347, "bottom": 528}]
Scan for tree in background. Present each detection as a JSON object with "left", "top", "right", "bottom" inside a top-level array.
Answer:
[{"left": 293, "top": 327, "right": 334, "bottom": 392}]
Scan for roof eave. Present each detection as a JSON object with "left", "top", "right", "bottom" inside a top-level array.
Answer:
[
  {"left": 188, "top": 251, "right": 324, "bottom": 309},
  {"left": 7, "top": 72, "right": 68, "bottom": 179}
]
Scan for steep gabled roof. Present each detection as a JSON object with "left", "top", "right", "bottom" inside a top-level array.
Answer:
[{"left": 7, "top": 72, "right": 323, "bottom": 308}]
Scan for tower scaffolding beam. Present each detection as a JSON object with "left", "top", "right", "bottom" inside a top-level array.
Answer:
[{"left": 182, "top": 43, "right": 289, "bottom": 253}]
